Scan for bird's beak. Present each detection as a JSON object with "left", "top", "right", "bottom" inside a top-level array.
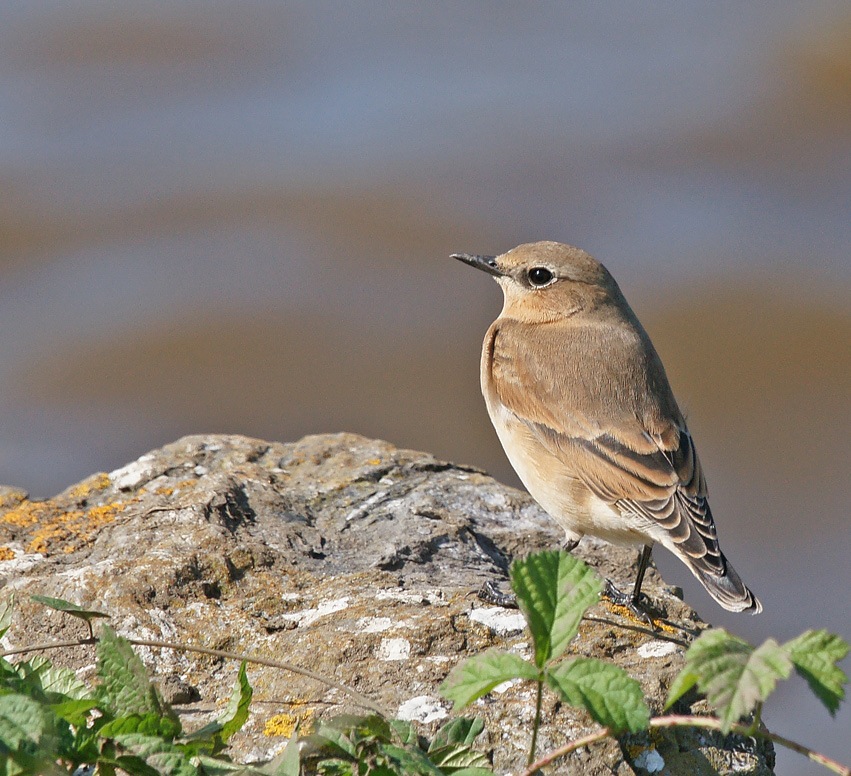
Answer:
[{"left": 451, "top": 253, "right": 504, "bottom": 277}]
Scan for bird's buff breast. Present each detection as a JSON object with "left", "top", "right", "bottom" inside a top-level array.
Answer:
[{"left": 484, "top": 398, "right": 650, "bottom": 548}]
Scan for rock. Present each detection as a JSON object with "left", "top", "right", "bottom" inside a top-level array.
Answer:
[{"left": 0, "top": 433, "right": 775, "bottom": 774}]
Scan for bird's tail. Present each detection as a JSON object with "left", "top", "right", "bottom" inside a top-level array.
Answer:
[{"left": 682, "top": 551, "right": 762, "bottom": 614}]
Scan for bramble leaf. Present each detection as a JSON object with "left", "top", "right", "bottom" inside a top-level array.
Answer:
[
  {"left": 667, "top": 629, "right": 792, "bottom": 732},
  {"left": 785, "top": 629, "right": 848, "bottom": 716},
  {"left": 441, "top": 649, "right": 538, "bottom": 708},
  {"left": 546, "top": 657, "right": 650, "bottom": 732},
  {"left": 96, "top": 624, "right": 167, "bottom": 719},
  {"left": 429, "top": 716, "right": 484, "bottom": 751},
  {"left": 510, "top": 551, "right": 602, "bottom": 668}
]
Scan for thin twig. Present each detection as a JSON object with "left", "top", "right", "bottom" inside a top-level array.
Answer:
[
  {"left": 521, "top": 714, "right": 851, "bottom": 776},
  {"left": 1, "top": 636, "right": 388, "bottom": 717}
]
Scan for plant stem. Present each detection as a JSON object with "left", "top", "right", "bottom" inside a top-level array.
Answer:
[
  {"left": 527, "top": 678, "right": 544, "bottom": 769},
  {"left": 1, "top": 635, "right": 387, "bottom": 717},
  {"left": 521, "top": 715, "right": 851, "bottom": 776}
]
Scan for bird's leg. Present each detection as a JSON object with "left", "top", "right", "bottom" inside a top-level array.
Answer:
[{"left": 603, "top": 545, "right": 656, "bottom": 628}]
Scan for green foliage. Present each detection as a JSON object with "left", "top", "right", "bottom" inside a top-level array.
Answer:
[
  {"left": 443, "top": 551, "right": 647, "bottom": 738},
  {"left": 667, "top": 626, "right": 849, "bottom": 732},
  {"left": 786, "top": 630, "right": 849, "bottom": 717},
  {"left": 302, "top": 714, "right": 492, "bottom": 775},
  {"left": 0, "top": 596, "right": 257, "bottom": 775},
  {"left": 509, "top": 550, "right": 603, "bottom": 669},
  {"left": 3, "top": 558, "right": 849, "bottom": 775}
]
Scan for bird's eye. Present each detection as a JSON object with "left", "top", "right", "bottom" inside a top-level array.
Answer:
[{"left": 527, "top": 267, "right": 554, "bottom": 287}]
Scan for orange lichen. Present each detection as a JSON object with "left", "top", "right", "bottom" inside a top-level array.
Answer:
[
  {"left": 1, "top": 501, "right": 46, "bottom": 527},
  {"left": 23, "top": 501, "right": 127, "bottom": 556},
  {"left": 67, "top": 473, "right": 111, "bottom": 501},
  {"left": 0, "top": 546, "right": 15, "bottom": 561},
  {"left": 605, "top": 602, "right": 678, "bottom": 635}
]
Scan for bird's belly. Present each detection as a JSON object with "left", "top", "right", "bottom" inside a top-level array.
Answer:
[{"left": 487, "top": 403, "right": 650, "bottom": 547}]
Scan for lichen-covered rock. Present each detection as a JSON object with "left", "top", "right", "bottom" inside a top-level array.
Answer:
[{"left": 0, "top": 433, "right": 774, "bottom": 774}]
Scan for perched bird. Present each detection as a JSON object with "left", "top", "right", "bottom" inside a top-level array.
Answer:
[{"left": 454, "top": 241, "right": 761, "bottom": 614}]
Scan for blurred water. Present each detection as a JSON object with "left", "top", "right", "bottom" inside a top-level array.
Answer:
[{"left": 1, "top": 4, "right": 849, "bottom": 774}]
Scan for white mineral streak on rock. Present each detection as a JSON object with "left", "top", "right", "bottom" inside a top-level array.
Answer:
[
  {"left": 109, "top": 455, "right": 156, "bottom": 490},
  {"left": 280, "top": 596, "right": 350, "bottom": 627},
  {"left": 637, "top": 640, "right": 679, "bottom": 658},
  {"left": 470, "top": 606, "right": 526, "bottom": 635},
  {"left": 377, "top": 637, "right": 411, "bottom": 660},
  {"left": 397, "top": 695, "right": 448, "bottom": 723}
]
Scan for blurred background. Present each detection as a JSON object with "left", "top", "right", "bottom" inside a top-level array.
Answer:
[{"left": 1, "top": 3, "right": 849, "bottom": 773}]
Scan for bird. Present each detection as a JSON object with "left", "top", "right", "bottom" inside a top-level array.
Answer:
[{"left": 453, "top": 241, "right": 761, "bottom": 614}]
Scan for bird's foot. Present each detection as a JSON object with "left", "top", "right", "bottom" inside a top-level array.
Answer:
[
  {"left": 562, "top": 537, "right": 580, "bottom": 553},
  {"left": 603, "top": 579, "right": 657, "bottom": 629},
  {"left": 478, "top": 579, "right": 518, "bottom": 609}
]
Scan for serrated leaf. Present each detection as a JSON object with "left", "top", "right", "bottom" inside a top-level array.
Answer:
[
  {"left": 96, "top": 624, "right": 165, "bottom": 718},
  {"left": 546, "top": 657, "right": 650, "bottom": 732},
  {"left": 30, "top": 594, "right": 110, "bottom": 623},
  {"left": 673, "top": 629, "right": 793, "bottom": 732},
  {"left": 429, "top": 716, "right": 484, "bottom": 751},
  {"left": 0, "top": 692, "right": 59, "bottom": 753},
  {"left": 510, "top": 551, "right": 602, "bottom": 668},
  {"left": 441, "top": 649, "right": 539, "bottom": 709},
  {"left": 785, "top": 629, "right": 849, "bottom": 716}
]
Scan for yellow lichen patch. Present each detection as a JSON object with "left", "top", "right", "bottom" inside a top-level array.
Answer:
[
  {"left": 155, "top": 486, "right": 175, "bottom": 497},
  {"left": 367, "top": 458, "right": 382, "bottom": 465},
  {"left": 0, "top": 546, "right": 15, "bottom": 561},
  {"left": 24, "top": 501, "right": 126, "bottom": 556},
  {"left": 1, "top": 500, "right": 45, "bottom": 527},
  {"left": 67, "top": 472, "right": 111, "bottom": 501},
  {"left": 263, "top": 705, "right": 315, "bottom": 738}
]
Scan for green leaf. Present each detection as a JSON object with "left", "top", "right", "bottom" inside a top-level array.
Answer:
[
  {"left": 785, "top": 629, "right": 848, "bottom": 716},
  {"left": 17, "top": 655, "right": 91, "bottom": 703},
  {"left": 0, "top": 692, "right": 58, "bottom": 752},
  {"left": 112, "top": 732, "right": 198, "bottom": 776},
  {"left": 268, "top": 730, "right": 302, "bottom": 776},
  {"left": 389, "top": 718, "right": 417, "bottom": 745},
  {"left": 96, "top": 624, "right": 166, "bottom": 718},
  {"left": 429, "top": 716, "right": 484, "bottom": 751},
  {"left": 427, "top": 743, "right": 491, "bottom": 770},
  {"left": 30, "top": 594, "right": 110, "bottom": 625},
  {"left": 379, "top": 744, "right": 443, "bottom": 775},
  {"left": 188, "top": 661, "right": 252, "bottom": 748},
  {"left": 669, "top": 629, "right": 793, "bottom": 732},
  {"left": 99, "top": 713, "right": 182, "bottom": 740},
  {"left": 510, "top": 550, "right": 602, "bottom": 668},
  {"left": 50, "top": 697, "right": 99, "bottom": 726},
  {"left": 546, "top": 657, "right": 650, "bottom": 732},
  {"left": 441, "top": 650, "right": 539, "bottom": 708}
]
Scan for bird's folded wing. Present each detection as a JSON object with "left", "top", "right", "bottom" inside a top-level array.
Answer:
[{"left": 491, "top": 323, "right": 721, "bottom": 566}]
